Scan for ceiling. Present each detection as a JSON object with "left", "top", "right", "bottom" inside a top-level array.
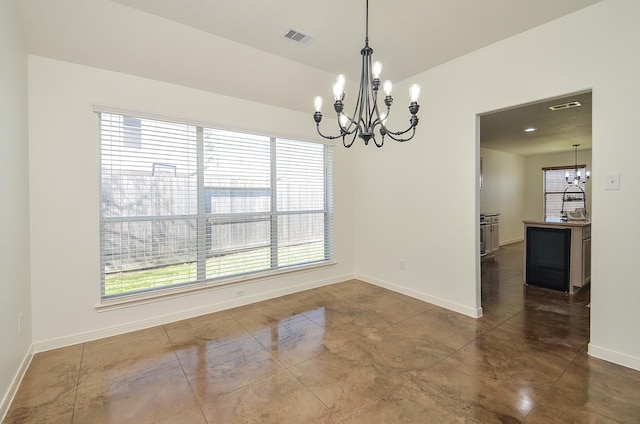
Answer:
[
  {"left": 481, "top": 91, "right": 592, "bottom": 156},
  {"left": 107, "top": 0, "right": 602, "bottom": 83},
  {"left": 17, "top": 0, "right": 600, "bottom": 154}
]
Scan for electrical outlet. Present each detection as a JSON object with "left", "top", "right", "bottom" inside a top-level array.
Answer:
[
  {"left": 400, "top": 259, "right": 406, "bottom": 270},
  {"left": 18, "top": 312, "right": 22, "bottom": 335},
  {"left": 235, "top": 288, "right": 246, "bottom": 297}
]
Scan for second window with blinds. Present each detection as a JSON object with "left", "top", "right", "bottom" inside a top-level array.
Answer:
[
  {"left": 99, "top": 112, "right": 333, "bottom": 302},
  {"left": 543, "top": 165, "right": 586, "bottom": 220}
]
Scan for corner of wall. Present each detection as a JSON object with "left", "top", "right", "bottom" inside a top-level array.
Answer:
[
  {"left": 588, "top": 343, "right": 640, "bottom": 372},
  {"left": 0, "top": 345, "right": 34, "bottom": 422}
]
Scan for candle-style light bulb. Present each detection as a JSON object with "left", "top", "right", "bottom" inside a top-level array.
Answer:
[
  {"left": 586, "top": 171, "right": 591, "bottom": 178},
  {"left": 577, "top": 170, "right": 581, "bottom": 177},
  {"left": 383, "top": 80, "right": 393, "bottom": 96},
  {"left": 332, "top": 82, "right": 342, "bottom": 101},
  {"left": 409, "top": 84, "right": 421, "bottom": 102},
  {"left": 372, "top": 61, "right": 382, "bottom": 79},
  {"left": 565, "top": 171, "right": 570, "bottom": 178},
  {"left": 339, "top": 114, "right": 349, "bottom": 127},
  {"left": 333, "top": 74, "right": 346, "bottom": 100},
  {"left": 314, "top": 96, "right": 323, "bottom": 113}
]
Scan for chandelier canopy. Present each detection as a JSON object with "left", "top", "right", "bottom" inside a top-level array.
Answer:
[{"left": 313, "top": 0, "right": 421, "bottom": 148}]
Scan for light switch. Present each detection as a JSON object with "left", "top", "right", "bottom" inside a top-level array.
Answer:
[{"left": 605, "top": 173, "right": 620, "bottom": 190}]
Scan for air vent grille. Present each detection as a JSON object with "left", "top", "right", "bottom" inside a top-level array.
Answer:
[
  {"left": 283, "top": 28, "right": 314, "bottom": 45},
  {"left": 549, "top": 101, "right": 582, "bottom": 111}
]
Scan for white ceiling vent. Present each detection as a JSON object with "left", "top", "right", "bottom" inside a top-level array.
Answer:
[
  {"left": 282, "top": 28, "right": 314, "bottom": 45},
  {"left": 549, "top": 101, "right": 582, "bottom": 111}
]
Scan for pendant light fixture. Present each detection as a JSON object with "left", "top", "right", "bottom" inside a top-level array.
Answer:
[
  {"left": 565, "top": 144, "right": 591, "bottom": 185},
  {"left": 561, "top": 144, "right": 591, "bottom": 220},
  {"left": 312, "top": 0, "right": 421, "bottom": 148}
]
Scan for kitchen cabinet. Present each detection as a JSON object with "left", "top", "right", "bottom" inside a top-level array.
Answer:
[
  {"left": 523, "top": 220, "right": 591, "bottom": 294},
  {"left": 484, "top": 213, "right": 500, "bottom": 259}
]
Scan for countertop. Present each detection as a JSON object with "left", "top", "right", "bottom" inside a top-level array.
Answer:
[{"left": 523, "top": 219, "right": 591, "bottom": 228}]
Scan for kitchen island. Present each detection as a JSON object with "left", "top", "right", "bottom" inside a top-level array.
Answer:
[{"left": 523, "top": 219, "right": 591, "bottom": 294}]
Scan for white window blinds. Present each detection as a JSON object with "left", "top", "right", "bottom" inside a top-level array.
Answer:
[{"left": 99, "top": 112, "right": 333, "bottom": 300}]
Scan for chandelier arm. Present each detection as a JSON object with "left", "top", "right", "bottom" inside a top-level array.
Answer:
[
  {"left": 370, "top": 95, "right": 388, "bottom": 136},
  {"left": 343, "top": 56, "right": 368, "bottom": 138},
  {"left": 383, "top": 123, "right": 416, "bottom": 137},
  {"left": 368, "top": 97, "right": 379, "bottom": 131},
  {"left": 351, "top": 105, "right": 369, "bottom": 140},
  {"left": 378, "top": 112, "right": 418, "bottom": 138},
  {"left": 343, "top": 131, "right": 359, "bottom": 148},
  {"left": 356, "top": 37, "right": 381, "bottom": 145},
  {"left": 360, "top": 50, "right": 373, "bottom": 133},
  {"left": 314, "top": 111, "right": 358, "bottom": 140},
  {"left": 337, "top": 112, "right": 360, "bottom": 136},
  {"left": 379, "top": 101, "right": 420, "bottom": 140},
  {"left": 381, "top": 127, "right": 416, "bottom": 143},
  {"left": 315, "top": 124, "right": 347, "bottom": 140}
]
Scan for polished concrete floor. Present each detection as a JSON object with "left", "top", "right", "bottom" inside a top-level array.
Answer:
[{"left": 5, "top": 242, "right": 640, "bottom": 423}]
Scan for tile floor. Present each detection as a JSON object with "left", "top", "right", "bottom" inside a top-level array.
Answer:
[{"left": 5, "top": 242, "right": 640, "bottom": 423}]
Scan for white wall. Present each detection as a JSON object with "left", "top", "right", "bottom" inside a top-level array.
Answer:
[
  {"left": 353, "top": 108, "right": 481, "bottom": 317},
  {"left": 480, "top": 148, "right": 526, "bottom": 244},
  {"left": 524, "top": 149, "right": 593, "bottom": 221},
  {"left": 355, "top": 0, "right": 640, "bottom": 369},
  {"left": 0, "top": 0, "right": 32, "bottom": 417},
  {"left": 27, "top": 56, "right": 355, "bottom": 350}
]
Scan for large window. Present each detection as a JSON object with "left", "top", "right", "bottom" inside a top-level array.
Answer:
[
  {"left": 99, "top": 112, "right": 333, "bottom": 301},
  {"left": 543, "top": 165, "right": 586, "bottom": 219}
]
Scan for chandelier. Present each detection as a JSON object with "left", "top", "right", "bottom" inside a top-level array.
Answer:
[
  {"left": 565, "top": 144, "right": 591, "bottom": 185},
  {"left": 561, "top": 144, "right": 591, "bottom": 220},
  {"left": 312, "top": 0, "right": 421, "bottom": 148}
]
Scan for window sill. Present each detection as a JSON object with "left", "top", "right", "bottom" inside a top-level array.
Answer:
[{"left": 95, "top": 260, "right": 337, "bottom": 312}]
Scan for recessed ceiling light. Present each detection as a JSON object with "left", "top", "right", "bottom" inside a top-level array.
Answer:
[{"left": 524, "top": 127, "right": 536, "bottom": 132}]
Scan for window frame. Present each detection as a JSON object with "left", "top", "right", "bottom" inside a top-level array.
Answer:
[
  {"left": 96, "top": 106, "right": 334, "bottom": 306},
  {"left": 543, "top": 165, "right": 586, "bottom": 220}
]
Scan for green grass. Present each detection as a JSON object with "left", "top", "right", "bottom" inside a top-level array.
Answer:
[{"left": 104, "top": 242, "right": 325, "bottom": 296}]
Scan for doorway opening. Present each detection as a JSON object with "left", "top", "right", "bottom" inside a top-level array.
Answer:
[{"left": 477, "top": 90, "right": 592, "bottom": 313}]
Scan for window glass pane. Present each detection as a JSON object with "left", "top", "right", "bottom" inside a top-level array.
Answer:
[
  {"left": 102, "top": 219, "right": 198, "bottom": 297},
  {"left": 203, "top": 128, "right": 271, "bottom": 214},
  {"left": 276, "top": 139, "right": 325, "bottom": 211},
  {"left": 101, "top": 114, "right": 198, "bottom": 218},
  {"left": 205, "top": 218, "right": 271, "bottom": 279},
  {"left": 278, "top": 213, "right": 326, "bottom": 267}
]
